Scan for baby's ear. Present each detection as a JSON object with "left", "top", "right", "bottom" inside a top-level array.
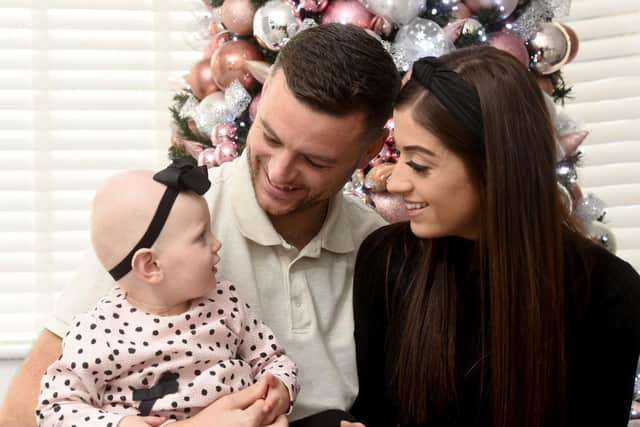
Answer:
[{"left": 132, "top": 248, "right": 162, "bottom": 284}]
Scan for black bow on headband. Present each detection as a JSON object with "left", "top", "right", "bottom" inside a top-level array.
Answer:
[
  {"left": 108, "top": 160, "right": 211, "bottom": 281},
  {"left": 411, "top": 57, "right": 483, "bottom": 136}
]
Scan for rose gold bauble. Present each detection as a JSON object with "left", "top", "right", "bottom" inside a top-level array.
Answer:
[
  {"left": 189, "top": 58, "right": 219, "bottom": 99},
  {"left": 221, "top": 0, "right": 257, "bottom": 36},
  {"left": 560, "top": 23, "right": 579, "bottom": 63},
  {"left": 321, "top": 0, "right": 374, "bottom": 29},
  {"left": 210, "top": 39, "right": 263, "bottom": 90},
  {"left": 489, "top": 31, "right": 529, "bottom": 67}
]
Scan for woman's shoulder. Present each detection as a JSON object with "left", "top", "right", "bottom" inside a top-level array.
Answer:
[
  {"left": 359, "top": 222, "right": 417, "bottom": 260},
  {"left": 587, "top": 242, "right": 640, "bottom": 303}
]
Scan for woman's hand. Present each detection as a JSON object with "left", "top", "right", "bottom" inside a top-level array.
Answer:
[{"left": 340, "top": 422, "right": 366, "bottom": 427}]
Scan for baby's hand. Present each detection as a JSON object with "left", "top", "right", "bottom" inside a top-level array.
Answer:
[
  {"left": 119, "top": 415, "right": 166, "bottom": 427},
  {"left": 261, "top": 372, "right": 291, "bottom": 425}
]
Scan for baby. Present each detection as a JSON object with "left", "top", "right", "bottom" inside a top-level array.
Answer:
[{"left": 36, "top": 161, "right": 298, "bottom": 426}]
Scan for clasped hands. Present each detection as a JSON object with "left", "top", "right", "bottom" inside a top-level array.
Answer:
[{"left": 120, "top": 372, "right": 290, "bottom": 427}]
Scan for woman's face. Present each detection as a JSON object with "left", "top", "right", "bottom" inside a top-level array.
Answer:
[{"left": 387, "top": 107, "right": 481, "bottom": 240}]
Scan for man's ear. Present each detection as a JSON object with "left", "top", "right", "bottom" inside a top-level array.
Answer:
[
  {"left": 131, "top": 248, "right": 163, "bottom": 284},
  {"left": 356, "top": 127, "right": 389, "bottom": 170}
]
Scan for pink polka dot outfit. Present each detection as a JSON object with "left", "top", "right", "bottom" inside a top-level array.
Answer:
[{"left": 36, "top": 281, "right": 299, "bottom": 426}]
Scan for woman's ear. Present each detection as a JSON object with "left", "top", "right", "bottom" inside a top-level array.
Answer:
[{"left": 131, "top": 248, "right": 163, "bottom": 284}]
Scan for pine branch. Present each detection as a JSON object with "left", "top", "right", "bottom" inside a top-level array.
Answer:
[
  {"left": 550, "top": 71, "right": 573, "bottom": 105},
  {"left": 250, "top": 0, "right": 270, "bottom": 8},
  {"left": 169, "top": 105, "right": 210, "bottom": 145}
]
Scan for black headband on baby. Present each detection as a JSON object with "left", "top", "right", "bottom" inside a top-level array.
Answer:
[
  {"left": 411, "top": 56, "right": 483, "bottom": 136},
  {"left": 108, "top": 159, "right": 211, "bottom": 281}
]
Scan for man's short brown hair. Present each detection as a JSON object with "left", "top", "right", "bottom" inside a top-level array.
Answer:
[{"left": 273, "top": 23, "right": 401, "bottom": 142}]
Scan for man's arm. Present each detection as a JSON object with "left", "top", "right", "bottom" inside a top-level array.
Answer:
[{"left": 0, "top": 329, "right": 62, "bottom": 427}]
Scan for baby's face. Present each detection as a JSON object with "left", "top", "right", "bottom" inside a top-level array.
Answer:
[{"left": 154, "top": 192, "right": 221, "bottom": 303}]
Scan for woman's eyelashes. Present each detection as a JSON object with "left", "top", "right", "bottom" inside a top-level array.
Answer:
[{"left": 406, "top": 160, "right": 431, "bottom": 174}]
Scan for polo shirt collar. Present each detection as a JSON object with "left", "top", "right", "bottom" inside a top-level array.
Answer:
[{"left": 230, "top": 152, "right": 356, "bottom": 254}]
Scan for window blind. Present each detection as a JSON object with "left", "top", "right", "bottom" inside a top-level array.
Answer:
[
  {"left": 0, "top": 0, "right": 200, "bottom": 358},
  {"left": 560, "top": 0, "right": 640, "bottom": 271}
]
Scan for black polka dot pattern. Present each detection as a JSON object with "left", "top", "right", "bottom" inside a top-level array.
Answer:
[{"left": 36, "top": 281, "right": 298, "bottom": 425}]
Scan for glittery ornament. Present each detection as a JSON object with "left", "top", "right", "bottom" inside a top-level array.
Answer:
[
  {"left": 575, "top": 193, "right": 607, "bottom": 224},
  {"left": 299, "top": 18, "right": 319, "bottom": 32},
  {"left": 512, "top": 0, "right": 554, "bottom": 41},
  {"left": 393, "top": 18, "right": 455, "bottom": 66},
  {"left": 224, "top": 79, "right": 252, "bottom": 118},
  {"left": 194, "top": 92, "right": 228, "bottom": 136},
  {"left": 358, "top": 0, "right": 426, "bottom": 25},
  {"left": 370, "top": 192, "right": 409, "bottom": 223},
  {"left": 556, "top": 161, "right": 578, "bottom": 186},
  {"left": 587, "top": 221, "right": 617, "bottom": 254},
  {"left": 528, "top": 22, "right": 571, "bottom": 75},
  {"left": 321, "top": 0, "right": 374, "bottom": 29},
  {"left": 253, "top": 0, "right": 300, "bottom": 51}
]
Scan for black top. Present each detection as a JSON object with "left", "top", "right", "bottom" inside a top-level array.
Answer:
[{"left": 351, "top": 223, "right": 640, "bottom": 427}]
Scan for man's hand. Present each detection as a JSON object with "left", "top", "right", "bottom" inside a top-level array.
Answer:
[
  {"left": 340, "top": 422, "right": 366, "bottom": 427},
  {"left": 261, "top": 373, "right": 291, "bottom": 425},
  {"left": 119, "top": 415, "right": 166, "bottom": 427}
]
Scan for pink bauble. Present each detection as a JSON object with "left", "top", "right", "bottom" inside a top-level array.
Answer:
[
  {"left": 214, "top": 140, "right": 239, "bottom": 165},
  {"left": 321, "top": 0, "right": 374, "bottom": 29},
  {"left": 489, "top": 31, "right": 529, "bottom": 67},
  {"left": 249, "top": 93, "right": 261, "bottom": 122},
  {"left": 188, "top": 58, "right": 219, "bottom": 99},
  {"left": 464, "top": 0, "right": 518, "bottom": 20},
  {"left": 221, "top": 0, "right": 257, "bottom": 36},
  {"left": 299, "top": 0, "right": 329, "bottom": 12},
  {"left": 198, "top": 148, "right": 218, "bottom": 168},
  {"left": 370, "top": 192, "right": 409, "bottom": 223},
  {"left": 203, "top": 30, "right": 232, "bottom": 59},
  {"left": 211, "top": 122, "right": 238, "bottom": 145},
  {"left": 210, "top": 40, "right": 263, "bottom": 90}
]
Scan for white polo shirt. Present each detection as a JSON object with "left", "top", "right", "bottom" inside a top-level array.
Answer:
[{"left": 45, "top": 153, "right": 386, "bottom": 421}]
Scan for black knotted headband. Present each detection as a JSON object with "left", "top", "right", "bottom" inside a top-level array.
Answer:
[
  {"left": 411, "top": 56, "right": 483, "bottom": 136},
  {"left": 108, "top": 158, "right": 211, "bottom": 281}
]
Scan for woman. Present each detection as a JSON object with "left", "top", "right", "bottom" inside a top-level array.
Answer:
[{"left": 345, "top": 47, "right": 640, "bottom": 427}]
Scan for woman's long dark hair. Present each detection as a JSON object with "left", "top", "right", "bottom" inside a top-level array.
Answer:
[{"left": 390, "top": 47, "right": 585, "bottom": 427}]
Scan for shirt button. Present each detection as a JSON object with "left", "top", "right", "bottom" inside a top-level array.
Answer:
[{"left": 295, "top": 301, "right": 302, "bottom": 308}]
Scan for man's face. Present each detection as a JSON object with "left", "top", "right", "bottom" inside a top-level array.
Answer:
[{"left": 246, "top": 69, "right": 377, "bottom": 219}]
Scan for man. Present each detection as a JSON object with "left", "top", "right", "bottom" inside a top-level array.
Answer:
[{"left": 0, "top": 23, "right": 400, "bottom": 427}]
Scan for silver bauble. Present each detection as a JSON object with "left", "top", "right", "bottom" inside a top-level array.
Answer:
[
  {"left": 528, "top": 22, "right": 571, "bottom": 75},
  {"left": 253, "top": 0, "right": 300, "bottom": 51},
  {"left": 393, "top": 18, "right": 455, "bottom": 65}
]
